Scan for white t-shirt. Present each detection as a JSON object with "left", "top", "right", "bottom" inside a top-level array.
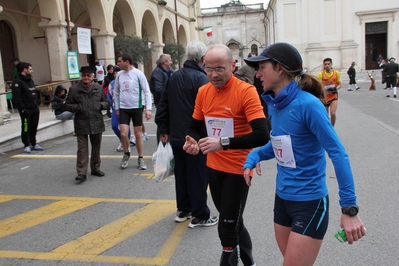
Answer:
[
  {"left": 113, "top": 68, "right": 152, "bottom": 110},
  {"left": 95, "top": 65, "right": 105, "bottom": 81}
]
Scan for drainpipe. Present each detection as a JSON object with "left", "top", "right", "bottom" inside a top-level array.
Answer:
[
  {"left": 174, "top": 0, "right": 179, "bottom": 44},
  {"left": 64, "top": 0, "right": 72, "bottom": 50}
]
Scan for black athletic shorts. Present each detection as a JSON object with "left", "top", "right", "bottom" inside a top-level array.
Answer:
[
  {"left": 119, "top": 108, "right": 143, "bottom": 127},
  {"left": 274, "top": 194, "right": 329, "bottom": 240}
]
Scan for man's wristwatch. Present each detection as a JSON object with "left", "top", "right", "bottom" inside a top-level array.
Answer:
[
  {"left": 341, "top": 205, "right": 359, "bottom": 216},
  {"left": 220, "top": 137, "right": 230, "bottom": 150}
]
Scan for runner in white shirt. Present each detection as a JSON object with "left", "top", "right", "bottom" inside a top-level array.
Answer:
[{"left": 114, "top": 53, "right": 152, "bottom": 170}]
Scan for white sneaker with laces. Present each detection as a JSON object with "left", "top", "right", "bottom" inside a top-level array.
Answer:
[
  {"left": 143, "top": 132, "right": 149, "bottom": 142},
  {"left": 32, "top": 144, "right": 43, "bottom": 151},
  {"left": 138, "top": 157, "right": 147, "bottom": 170},
  {"left": 188, "top": 216, "right": 219, "bottom": 228},
  {"left": 116, "top": 143, "right": 123, "bottom": 152},
  {"left": 24, "top": 146, "right": 31, "bottom": 153},
  {"left": 120, "top": 154, "right": 130, "bottom": 169}
]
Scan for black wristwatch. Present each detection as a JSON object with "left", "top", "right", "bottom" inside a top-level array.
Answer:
[
  {"left": 220, "top": 137, "right": 230, "bottom": 150},
  {"left": 341, "top": 205, "right": 359, "bottom": 216}
]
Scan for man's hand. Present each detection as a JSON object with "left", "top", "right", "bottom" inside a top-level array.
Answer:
[
  {"left": 198, "top": 137, "right": 222, "bottom": 155},
  {"left": 160, "top": 134, "right": 169, "bottom": 143},
  {"left": 183, "top": 135, "right": 200, "bottom": 155},
  {"left": 145, "top": 110, "right": 152, "bottom": 121}
]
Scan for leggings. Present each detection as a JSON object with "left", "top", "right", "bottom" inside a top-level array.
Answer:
[
  {"left": 111, "top": 108, "right": 130, "bottom": 141},
  {"left": 208, "top": 168, "right": 254, "bottom": 266}
]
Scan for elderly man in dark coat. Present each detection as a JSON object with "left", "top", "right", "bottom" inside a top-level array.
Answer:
[{"left": 65, "top": 66, "right": 110, "bottom": 182}]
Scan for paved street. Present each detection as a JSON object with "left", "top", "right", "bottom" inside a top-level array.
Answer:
[{"left": 0, "top": 80, "right": 398, "bottom": 265}]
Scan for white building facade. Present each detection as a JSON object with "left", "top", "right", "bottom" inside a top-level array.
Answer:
[
  {"left": 199, "top": 1, "right": 268, "bottom": 68},
  {"left": 265, "top": 0, "right": 399, "bottom": 72}
]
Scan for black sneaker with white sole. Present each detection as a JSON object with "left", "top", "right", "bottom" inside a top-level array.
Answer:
[{"left": 174, "top": 211, "right": 192, "bottom": 222}]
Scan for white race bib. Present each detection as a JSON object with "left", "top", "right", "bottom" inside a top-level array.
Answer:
[
  {"left": 205, "top": 116, "right": 234, "bottom": 138},
  {"left": 271, "top": 134, "right": 296, "bottom": 168}
]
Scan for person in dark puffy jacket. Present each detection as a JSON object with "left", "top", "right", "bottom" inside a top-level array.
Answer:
[
  {"left": 50, "top": 85, "right": 74, "bottom": 121},
  {"left": 11, "top": 62, "right": 43, "bottom": 153},
  {"left": 64, "top": 66, "right": 110, "bottom": 182},
  {"left": 155, "top": 40, "right": 218, "bottom": 229}
]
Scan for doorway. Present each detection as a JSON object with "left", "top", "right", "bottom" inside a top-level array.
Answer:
[
  {"left": 0, "top": 21, "right": 17, "bottom": 82},
  {"left": 365, "top": 21, "right": 387, "bottom": 70}
]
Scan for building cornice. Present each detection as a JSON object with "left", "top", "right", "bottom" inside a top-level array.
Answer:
[{"left": 356, "top": 8, "right": 399, "bottom": 23}]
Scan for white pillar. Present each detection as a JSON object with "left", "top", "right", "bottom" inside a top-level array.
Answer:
[
  {"left": 339, "top": 0, "right": 358, "bottom": 69},
  {"left": 38, "top": 21, "right": 70, "bottom": 82},
  {"left": 92, "top": 31, "right": 117, "bottom": 68},
  {"left": 304, "top": 0, "right": 324, "bottom": 70}
]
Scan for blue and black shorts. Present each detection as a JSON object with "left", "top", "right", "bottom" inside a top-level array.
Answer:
[{"left": 274, "top": 194, "right": 329, "bottom": 240}]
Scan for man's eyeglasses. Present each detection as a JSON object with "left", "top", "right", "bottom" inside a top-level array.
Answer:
[{"left": 204, "top": 67, "right": 226, "bottom": 74}]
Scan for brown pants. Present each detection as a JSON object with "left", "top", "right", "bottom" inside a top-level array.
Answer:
[{"left": 76, "top": 133, "right": 102, "bottom": 176}]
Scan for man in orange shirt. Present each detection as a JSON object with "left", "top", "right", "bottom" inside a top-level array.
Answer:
[
  {"left": 318, "top": 58, "right": 341, "bottom": 126},
  {"left": 183, "top": 44, "right": 269, "bottom": 266}
]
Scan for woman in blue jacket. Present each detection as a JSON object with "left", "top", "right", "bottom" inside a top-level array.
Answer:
[{"left": 243, "top": 43, "right": 366, "bottom": 266}]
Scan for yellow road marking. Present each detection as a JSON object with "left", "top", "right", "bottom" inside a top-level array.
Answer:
[
  {"left": 10, "top": 155, "right": 153, "bottom": 160},
  {"left": 49, "top": 202, "right": 176, "bottom": 257},
  {"left": 0, "top": 198, "right": 101, "bottom": 239},
  {"left": 0, "top": 195, "right": 182, "bottom": 265}
]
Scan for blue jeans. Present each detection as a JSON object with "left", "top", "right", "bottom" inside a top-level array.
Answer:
[{"left": 55, "top": 111, "right": 74, "bottom": 121}]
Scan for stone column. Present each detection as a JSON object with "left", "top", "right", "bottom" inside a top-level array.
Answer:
[
  {"left": 0, "top": 6, "right": 6, "bottom": 123},
  {"left": 304, "top": 0, "right": 324, "bottom": 70},
  {"left": 38, "top": 20, "right": 70, "bottom": 82},
  {"left": 92, "top": 31, "right": 117, "bottom": 68},
  {"left": 339, "top": 0, "right": 358, "bottom": 69}
]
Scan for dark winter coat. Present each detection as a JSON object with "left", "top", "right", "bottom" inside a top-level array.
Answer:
[
  {"left": 384, "top": 62, "right": 399, "bottom": 77},
  {"left": 64, "top": 81, "right": 109, "bottom": 135},
  {"left": 11, "top": 74, "right": 40, "bottom": 111},
  {"left": 347, "top": 66, "right": 356, "bottom": 78},
  {"left": 155, "top": 60, "right": 208, "bottom": 148},
  {"left": 149, "top": 64, "right": 169, "bottom": 106},
  {"left": 50, "top": 86, "right": 68, "bottom": 115}
]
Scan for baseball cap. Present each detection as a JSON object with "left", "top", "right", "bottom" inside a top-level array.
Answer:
[
  {"left": 244, "top": 42, "right": 302, "bottom": 72},
  {"left": 80, "top": 66, "right": 96, "bottom": 73}
]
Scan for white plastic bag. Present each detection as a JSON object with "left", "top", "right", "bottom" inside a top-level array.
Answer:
[{"left": 152, "top": 142, "right": 175, "bottom": 182}]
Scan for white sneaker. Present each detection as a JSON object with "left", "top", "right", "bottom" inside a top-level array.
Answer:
[
  {"left": 143, "top": 132, "right": 149, "bottom": 142},
  {"left": 116, "top": 143, "right": 123, "bottom": 152},
  {"left": 138, "top": 157, "right": 147, "bottom": 170},
  {"left": 120, "top": 154, "right": 130, "bottom": 169},
  {"left": 32, "top": 144, "right": 44, "bottom": 151},
  {"left": 24, "top": 146, "right": 31, "bottom": 153}
]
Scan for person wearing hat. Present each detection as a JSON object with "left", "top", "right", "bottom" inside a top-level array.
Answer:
[
  {"left": 347, "top": 62, "right": 360, "bottom": 91},
  {"left": 183, "top": 44, "right": 269, "bottom": 265},
  {"left": 243, "top": 42, "right": 366, "bottom": 265},
  {"left": 11, "top": 62, "right": 43, "bottom": 153},
  {"left": 318, "top": 58, "right": 341, "bottom": 126},
  {"left": 107, "top": 65, "right": 131, "bottom": 152},
  {"left": 383, "top": 57, "right": 399, "bottom": 97},
  {"left": 64, "top": 66, "right": 110, "bottom": 182},
  {"left": 11, "top": 57, "right": 20, "bottom": 78}
]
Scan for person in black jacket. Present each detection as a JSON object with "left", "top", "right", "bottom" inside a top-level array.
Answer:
[
  {"left": 347, "top": 62, "right": 360, "bottom": 91},
  {"left": 50, "top": 85, "right": 74, "bottom": 121},
  {"left": 155, "top": 40, "right": 218, "bottom": 228},
  {"left": 11, "top": 62, "right": 43, "bottom": 153},
  {"left": 384, "top": 57, "right": 399, "bottom": 98},
  {"left": 64, "top": 66, "right": 110, "bottom": 182}
]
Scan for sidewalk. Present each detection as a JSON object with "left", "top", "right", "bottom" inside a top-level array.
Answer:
[{"left": 0, "top": 106, "right": 74, "bottom": 154}]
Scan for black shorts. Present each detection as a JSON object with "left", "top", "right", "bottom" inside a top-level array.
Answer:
[
  {"left": 119, "top": 108, "right": 143, "bottom": 127},
  {"left": 274, "top": 194, "right": 329, "bottom": 240}
]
